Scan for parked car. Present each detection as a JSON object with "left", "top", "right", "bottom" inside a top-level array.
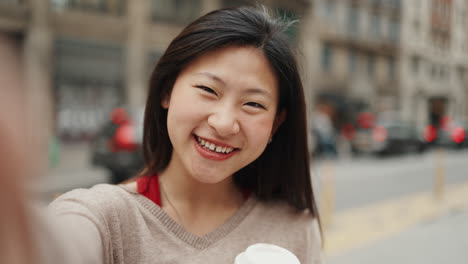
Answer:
[
  {"left": 434, "top": 121, "right": 467, "bottom": 149},
  {"left": 351, "top": 121, "right": 427, "bottom": 156},
  {"left": 91, "top": 107, "right": 145, "bottom": 184}
]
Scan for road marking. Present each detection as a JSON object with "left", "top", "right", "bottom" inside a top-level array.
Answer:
[{"left": 323, "top": 181, "right": 468, "bottom": 256}]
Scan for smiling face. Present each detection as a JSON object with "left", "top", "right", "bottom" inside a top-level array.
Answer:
[{"left": 163, "top": 45, "right": 283, "bottom": 184}]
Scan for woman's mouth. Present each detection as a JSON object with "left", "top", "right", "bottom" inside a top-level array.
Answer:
[
  {"left": 194, "top": 135, "right": 236, "bottom": 154},
  {"left": 192, "top": 135, "right": 239, "bottom": 161}
]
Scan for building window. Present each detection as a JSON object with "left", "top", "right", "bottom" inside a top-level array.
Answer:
[
  {"left": 361, "top": 9, "right": 370, "bottom": 38},
  {"left": 388, "top": 0, "right": 401, "bottom": 8},
  {"left": 367, "top": 55, "right": 375, "bottom": 77},
  {"left": 370, "top": 14, "right": 381, "bottom": 38},
  {"left": 442, "top": 66, "right": 450, "bottom": 80},
  {"left": 381, "top": 17, "right": 390, "bottom": 40},
  {"left": 4, "top": 0, "right": 26, "bottom": 5},
  {"left": 458, "top": 66, "right": 466, "bottom": 82},
  {"left": 430, "top": 64, "right": 437, "bottom": 79},
  {"left": 151, "top": 0, "right": 201, "bottom": 24},
  {"left": 324, "top": 0, "right": 336, "bottom": 19},
  {"left": 147, "top": 51, "right": 162, "bottom": 76},
  {"left": 51, "top": 0, "right": 125, "bottom": 15},
  {"left": 411, "top": 56, "right": 420, "bottom": 74},
  {"left": 54, "top": 38, "right": 124, "bottom": 142},
  {"left": 321, "top": 43, "right": 333, "bottom": 72},
  {"left": 347, "top": 6, "right": 360, "bottom": 37},
  {"left": 371, "top": 0, "right": 382, "bottom": 8},
  {"left": 222, "top": 0, "right": 250, "bottom": 7},
  {"left": 388, "top": 57, "right": 396, "bottom": 79},
  {"left": 349, "top": 51, "right": 357, "bottom": 73},
  {"left": 389, "top": 20, "right": 400, "bottom": 42},
  {"left": 442, "top": 66, "right": 447, "bottom": 80}
]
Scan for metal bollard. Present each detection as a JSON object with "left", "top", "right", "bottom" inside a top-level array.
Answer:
[
  {"left": 433, "top": 148, "right": 445, "bottom": 200},
  {"left": 320, "top": 159, "right": 336, "bottom": 229}
]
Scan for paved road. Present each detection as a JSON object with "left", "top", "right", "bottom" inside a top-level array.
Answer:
[
  {"left": 312, "top": 149, "right": 468, "bottom": 211},
  {"left": 327, "top": 206, "right": 468, "bottom": 264}
]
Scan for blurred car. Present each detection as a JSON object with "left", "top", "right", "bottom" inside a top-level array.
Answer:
[
  {"left": 351, "top": 121, "right": 427, "bottom": 156},
  {"left": 91, "top": 107, "right": 145, "bottom": 184},
  {"left": 434, "top": 121, "right": 467, "bottom": 149}
]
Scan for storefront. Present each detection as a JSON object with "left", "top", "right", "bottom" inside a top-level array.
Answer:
[{"left": 54, "top": 38, "right": 124, "bottom": 142}]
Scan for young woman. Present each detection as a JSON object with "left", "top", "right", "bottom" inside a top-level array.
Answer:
[{"left": 1, "top": 6, "right": 323, "bottom": 264}]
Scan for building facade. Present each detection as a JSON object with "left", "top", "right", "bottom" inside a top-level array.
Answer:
[
  {"left": 305, "top": 0, "right": 467, "bottom": 131},
  {"left": 0, "top": 0, "right": 309, "bottom": 142},
  {"left": 1, "top": 0, "right": 466, "bottom": 143},
  {"left": 399, "top": 0, "right": 468, "bottom": 131},
  {"left": 302, "top": 0, "right": 402, "bottom": 128}
]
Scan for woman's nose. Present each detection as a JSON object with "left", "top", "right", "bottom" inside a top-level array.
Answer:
[{"left": 207, "top": 106, "right": 240, "bottom": 137}]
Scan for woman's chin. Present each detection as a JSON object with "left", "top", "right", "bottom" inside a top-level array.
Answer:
[{"left": 190, "top": 163, "right": 233, "bottom": 184}]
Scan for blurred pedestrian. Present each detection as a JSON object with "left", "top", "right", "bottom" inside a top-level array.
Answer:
[
  {"left": 312, "top": 104, "right": 337, "bottom": 158},
  {"left": 0, "top": 6, "right": 323, "bottom": 264}
]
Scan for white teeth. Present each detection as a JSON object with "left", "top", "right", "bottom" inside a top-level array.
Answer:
[{"left": 196, "top": 136, "right": 234, "bottom": 154}]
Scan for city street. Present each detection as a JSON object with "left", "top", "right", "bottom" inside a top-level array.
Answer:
[
  {"left": 43, "top": 145, "right": 468, "bottom": 208},
  {"left": 312, "top": 149, "right": 468, "bottom": 211}
]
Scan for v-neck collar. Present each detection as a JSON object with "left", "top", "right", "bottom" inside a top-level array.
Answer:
[{"left": 121, "top": 179, "right": 257, "bottom": 250}]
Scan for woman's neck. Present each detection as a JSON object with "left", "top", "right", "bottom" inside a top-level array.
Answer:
[
  {"left": 157, "top": 163, "right": 245, "bottom": 236},
  {"left": 158, "top": 162, "right": 244, "bottom": 212}
]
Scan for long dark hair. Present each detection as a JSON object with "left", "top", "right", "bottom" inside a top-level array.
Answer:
[{"left": 142, "top": 6, "right": 319, "bottom": 219}]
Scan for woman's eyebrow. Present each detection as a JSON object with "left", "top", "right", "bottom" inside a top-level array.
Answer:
[
  {"left": 194, "top": 72, "right": 226, "bottom": 86},
  {"left": 244, "top": 88, "right": 273, "bottom": 99}
]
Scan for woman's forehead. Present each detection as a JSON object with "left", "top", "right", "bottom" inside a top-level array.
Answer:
[{"left": 180, "top": 46, "right": 278, "bottom": 94}]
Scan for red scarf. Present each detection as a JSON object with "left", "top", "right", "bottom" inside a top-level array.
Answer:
[{"left": 137, "top": 175, "right": 162, "bottom": 206}]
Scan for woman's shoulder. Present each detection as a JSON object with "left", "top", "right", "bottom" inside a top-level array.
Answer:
[
  {"left": 48, "top": 183, "right": 138, "bottom": 217},
  {"left": 254, "top": 199, "right": 316, "bottom": 219},
  {"left": 250, "top": 199, "right": 320, "bottom": 233}
]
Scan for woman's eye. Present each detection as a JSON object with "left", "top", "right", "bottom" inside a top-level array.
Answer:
[
  {"left": 245, "top": 102, "right": 266, "bottom": 110},
  {"left": 196, "top": 85, "right": 217, "bottom": 95}
]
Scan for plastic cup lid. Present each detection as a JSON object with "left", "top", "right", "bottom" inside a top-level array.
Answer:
[{"left": 235, "top": 243, "right": 300, "bottom": 264}]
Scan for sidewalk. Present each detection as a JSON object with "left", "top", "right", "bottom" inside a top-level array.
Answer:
[
  {"left": 327, "top": 206, "right": 468, "bottom": 264},
  {"left": 325, "top": 182, "right": 468, "bottom": 263},
  {"left": 38, "top": 143, "right": 109, "bottom": 199}
]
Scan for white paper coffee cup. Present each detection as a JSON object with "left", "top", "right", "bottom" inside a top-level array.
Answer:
[{"left": 235, "top": 243, "right": 300, "bottom": 264}]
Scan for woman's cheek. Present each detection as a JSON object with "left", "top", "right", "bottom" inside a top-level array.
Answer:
[
  {"left": 179, "top": 103, "right": 209, "bottom": 123},
  {"left": 245, "top": 116, "right": 275, "bottom": 142}
]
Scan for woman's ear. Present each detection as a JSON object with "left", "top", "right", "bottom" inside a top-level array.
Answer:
[
  {"left": 271, "top": 109, "right": 286, "bottom": 136},
  {"left": 161, "top": 95, "right": 170, "bottom": 109}
]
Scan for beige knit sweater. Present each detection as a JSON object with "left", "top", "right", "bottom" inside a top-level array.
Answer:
[{"left": 45, "top": 184, "right": 324, "bottom": 264}]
